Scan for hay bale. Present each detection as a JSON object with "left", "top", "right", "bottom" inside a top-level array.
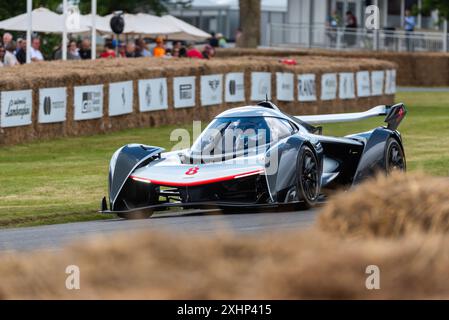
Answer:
[
  {"left": 318, "top": 173, "right": 449, "bottom": 238},
  {"left": 1, "top": 229, "right": 449, "bottom": 299},
  {"left": 0, "top": 56, "right": 395, "bottom": 146}
]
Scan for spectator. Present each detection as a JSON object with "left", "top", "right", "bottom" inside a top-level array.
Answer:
[
  {"left": 125, "top": 42, "right": 141, "bottom": 58},
  {"left": 235, "top": 28, "right": 243, "bottom": 48},
  {"left": 15, "top": 38, "right": 23, "bottom": 55},
  {"left": 100, "top": 42, "right": 116, "bottom": 59},
  {"left": 202, "top": 44, "right": 215, "bottom": 59},
  {"left": 153, "top": 36, "right": 166, "bottom": 57},
  {"left": 208, "top": 32, "right": 219, "bottom": 47},
  {"left": 326, "top": 10, "right": 339, "bottom": 46},
  {"left": 118, "top": 43, "right": 126, "bottom": 58},
  {"left": 172, "top": 41, "right": 187, "bottom": 58},
  {"left": 0, "top": 45, "right": 5, "bottom": 67},
  {"left": 344, "top": 11, "right": 357, "bottom": 46},
  {"left": 186, "top": 42, "right": 203, "bottom": 59},
  {"left": 2, "top": 32, "right": 13, "bottom": 47},
  {"left": 3, "top": 41, "right": 19, "bottom": 67},
  {"left": 67, "top": 41, "right": 81, "bottom": 60},
  {"left": 30, "top": 37, "right": 44, "bottom": 61},
  {"left": 216, "top": 33, "right": 228, "bottom": 48},
  {"left": 404, "top": 9, "right": 416, "bottom": 52},
  {"left": 136, "top": 38, "right": 151, "bottom": 57},
  {"left": 79, "top": 39, "right": 92, "bottom": 60},
  {"left": 16, "top": 40, "right": 26, "bottom": 64}
]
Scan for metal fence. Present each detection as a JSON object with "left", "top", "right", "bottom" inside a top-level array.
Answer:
[{"left": 267, "top": 23, "right": 449, "bottom": 53}]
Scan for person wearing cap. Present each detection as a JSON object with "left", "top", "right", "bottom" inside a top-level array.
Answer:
[
  {"left": 153, "top": 36, "right": 166, "bottom": 57},
  {"left": 217, "top": 33, "right": 228, "bottom": 48}
]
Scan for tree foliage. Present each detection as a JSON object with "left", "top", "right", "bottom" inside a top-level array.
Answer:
[
  {"left": 0, "top": 0, "right": 192, "bottom": 20},
  {"left": 422, "top": 0, "right": 449, "bottom": 21}
]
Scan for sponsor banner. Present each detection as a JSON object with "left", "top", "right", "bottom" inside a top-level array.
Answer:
[
  {"left": 173, "top": 76, "right": 196, "bottom": 108},
  {"left": 38, "top": 87, "right": 67, "bottom": 124},
  {"left": 138, "top": 78, "right": 168, "bottom": 112},
  {"left": 225, "top": 72, "right": 245, "bottom": 103},
  {"left": 321, "top": 73, "right": 338, "bottom": 101},
  {"left": 201, "top": 74, "right": 223, "bottom": 106},
  {"left": 371, "top": 71, "right": 385, "bottom": 96},
  {"left": 276, "top": 72, "right": 294, "bottom": 102},
  {"left": 109, "top": 81, "right": 133, "bottom": 117},
  {"left": 74, "top": 84, "right": 103, "bottom": 121},
  {"left": 0, "top": 90, "right": 33, "bottom": 128},
  {"left": 339, "top": 73, "right": 356, "bottom": 100},
  {"left": 356, "top": 71, "right": 371, "bottom": 97},
  {"left": 298, "top": 74, "right": 317, "bottom": 102},
  {"left": 385, "top": 69, "right": 397, "bottom": 94},
  {"left": 251, "top": 72, "right": 271, "bottom": 101}
]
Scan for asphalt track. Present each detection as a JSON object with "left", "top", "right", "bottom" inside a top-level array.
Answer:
[{"left": 0, "top": 209, "right": 317, "bottom": 252}]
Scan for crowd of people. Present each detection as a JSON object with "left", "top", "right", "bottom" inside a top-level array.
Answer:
[
  {"left": 0, "top": 32, "right": 45, "bottom": 67},
  {"left": 0, "top": 30, "right": 229, "bottom": 67}
]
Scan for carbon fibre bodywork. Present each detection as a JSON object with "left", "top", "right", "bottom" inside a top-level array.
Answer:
[{"left": 103, "top": 102, "right": 406, "bottom": 216}]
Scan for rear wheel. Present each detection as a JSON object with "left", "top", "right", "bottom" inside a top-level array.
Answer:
[
  {"left": 385, "top": 138, "right": 406, "bottom": 173},
  {"left": 297, "top": 145, "right": 320, "bottom": 209}
]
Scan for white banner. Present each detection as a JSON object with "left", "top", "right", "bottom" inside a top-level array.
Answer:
[
  {"left": 201, "top": 74, "right": 223, "bottom": 106},
  {"left": 38, "top": 87, "right": 67, "bottom": 124},
  {"left": 74, "top": 85, "right": 103, "bottom": 121},
  {"left": 139, "top": 78, "right": 168, "bottom": 112},
  {"left": 339, "top": 73, "right": 356, "bottom": 100},
  {"left": 298, "top": 74, "right": 317, "bottom": 102},
  {"left": 371, "top": 71, "right": 385, "bottom": 96},
  {"left": 0, "top": 90, "right": 33, "bottom": 128},
  {"left": 225, "top": 72, "right": 245, "bottom": 103},
  {"left": 276, "top": 72, "right": 294, "bottom": 102},
  {"left": 321, "top": 73, "right": 338, "bottom": 101},
  {"left": 385, "top": 69, "right": 397, "bottom": 94},
  {"left": 109, "top": 81, "right": 133, "bottom": 117},
  {"left": 173, "top": 76, "right": 196, "bottom": 108},
  {"left": 251, "top": 72, "right": 271, "bottom": 101},
  {"left": 356, "top": 71, "right": 371, "bottom": 97}
]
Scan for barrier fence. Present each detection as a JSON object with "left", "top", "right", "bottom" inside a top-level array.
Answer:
[{"left": 268, "top": 23, "right": 449, "bottom": 53}]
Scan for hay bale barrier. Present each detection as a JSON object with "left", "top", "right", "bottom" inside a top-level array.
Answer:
[
  {"left": 319, "top": 173, "right": 449, "bottom": 238},
  {"left": 0, "top": 56, "right": 395, "bottom": 146},
  {"left": 216, "top": 48, "right": 449, "bottom": 87}
]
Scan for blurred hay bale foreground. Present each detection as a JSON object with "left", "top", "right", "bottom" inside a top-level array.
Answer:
[
  {"left": 1, "top": 173, "right": 449, "bottom": 299},
  {"left": 319, "top": 173, "right": 449, "bottom": 238},
  {"left": 1, "top": 231, "right": 449, "bottom": 299}
]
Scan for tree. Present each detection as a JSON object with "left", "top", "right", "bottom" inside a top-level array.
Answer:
[
  {"left": 0, "top": 0, "right": 192, "bottom": 20},
  {"left": 422, "top": 0, "right": 449, "bottom": 21},
  {"left": 238, "top": 0, "right": 261, "bottom": 48}
]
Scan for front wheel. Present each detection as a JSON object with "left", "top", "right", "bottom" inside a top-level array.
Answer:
[{"left": 296, "top": 145, "right": 320, "bottom": 209}]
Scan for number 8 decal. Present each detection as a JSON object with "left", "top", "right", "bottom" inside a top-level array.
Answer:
[{"left": 185, "top": 167, "right": 199, "bottom": 175}]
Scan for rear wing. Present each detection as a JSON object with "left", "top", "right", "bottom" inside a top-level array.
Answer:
[{"left": 296, "top": 103, "right": 407, "bottom": 130}]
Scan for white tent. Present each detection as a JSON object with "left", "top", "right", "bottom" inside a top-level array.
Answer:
[
  {"left": 82, "top": 13, "right": 179, "bottom": 37},
  {"left": 161, "top": 15, "right": 211, "bottom": 41},
  {"left": 0, "top": 7, "right": 89, "bottom": 33}
]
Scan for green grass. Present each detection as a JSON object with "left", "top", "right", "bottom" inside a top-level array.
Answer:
[{"left": 0, "top": 91, "right": 448, "bottom": 228}]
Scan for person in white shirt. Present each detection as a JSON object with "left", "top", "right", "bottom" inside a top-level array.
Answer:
[
  {"left": 3, "top": 42, "right": 19, "bottom": 67},
  {"left": 30, "top": 37, "right": 44, "bottom": 62}
]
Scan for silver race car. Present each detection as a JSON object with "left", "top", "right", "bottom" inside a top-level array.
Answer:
[{"left": 101, "top": 101, "right": 407, "bottom": 219}]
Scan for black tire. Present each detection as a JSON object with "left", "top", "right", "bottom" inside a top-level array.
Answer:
[
  {"left": 385, "top": 138, "right": 406, "bottom": 173},
  {"left": 117, "top": 210, "right": 153, "bottom": 220},
  {"left": 296, "top": 145, "right": 320, "bottom": 209}
]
